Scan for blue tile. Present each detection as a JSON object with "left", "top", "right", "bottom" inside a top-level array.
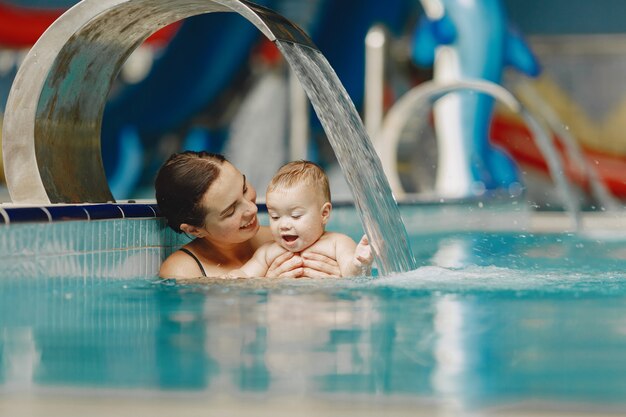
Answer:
[
  {"left": 83, "top": 204, "right": 124, "bottom": 220},
  {"left": 150, "top": 204, "right": 162, "bottom": 217},
  {"left": 45, "top": 205, "right": 90, "bottom": 221},
  {"left": 117, "top": 204, "right": 157, "bottom": 218},
  {"left": 4, "top": 207, "right": 50, "bottom": 223}
]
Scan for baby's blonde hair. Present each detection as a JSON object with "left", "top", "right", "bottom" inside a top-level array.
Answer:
[{"left": 267, "top": 160, "right": 331, "bottom": 202}]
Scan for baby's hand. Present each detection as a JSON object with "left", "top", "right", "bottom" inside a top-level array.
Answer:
[{"left": 353, "top": 234, "right": 374, "bottom": 271}]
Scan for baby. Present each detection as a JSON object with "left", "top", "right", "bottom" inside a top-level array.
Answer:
[{"left": 229, "top": 161, "right": 373, "bottom": 278}]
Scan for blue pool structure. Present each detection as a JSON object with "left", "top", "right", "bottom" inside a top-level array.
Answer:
[{"left": 2, "top": 1, "right": 626, "bottom": 417}]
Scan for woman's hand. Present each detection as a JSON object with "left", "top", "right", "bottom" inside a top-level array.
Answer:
[
  {"left": 300, "top": 251, "right": 341, "bottom": 278},
  {"left": 266, "top": 250, "right": 342, "bottom": 278},
  {"left": 265, "top": 251, "right": 304, "bottom": 278}
]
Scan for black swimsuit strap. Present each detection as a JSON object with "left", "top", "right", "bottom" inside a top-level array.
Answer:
[{"left": 179, "top": 248, "right": 207, "bottom": 277}]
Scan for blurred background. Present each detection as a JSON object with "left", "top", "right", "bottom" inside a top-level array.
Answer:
[{"left": 1, "top": 0, "right": 625, "bottom": 207}]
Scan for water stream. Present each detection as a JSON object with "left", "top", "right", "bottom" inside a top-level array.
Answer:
[{"left": 276, "top": 41, "right": 417, "bottom": 275}]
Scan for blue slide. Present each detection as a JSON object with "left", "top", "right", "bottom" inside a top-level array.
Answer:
[
  {"left": 101, "top": 5, "right": 274, "bottom": 198},
  {"left": 305, "top": 0, "right": 417, "bottom": 137}
]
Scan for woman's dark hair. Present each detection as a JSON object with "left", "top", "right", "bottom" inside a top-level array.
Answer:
[{"left": 155, "top": 151, "right": 226, "bottom": 233}]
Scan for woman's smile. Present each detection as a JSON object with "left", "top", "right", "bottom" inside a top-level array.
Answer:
[{"left": 240, "top": 216, "right": 257, "bottom": 230}]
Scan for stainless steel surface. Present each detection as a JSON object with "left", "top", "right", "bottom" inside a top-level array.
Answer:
[
  {"left": 376, "top": 79, "right": 521, "bottom": 199},
  {"left": 2, "top": 0, "right": 315, "bottom": 203}
]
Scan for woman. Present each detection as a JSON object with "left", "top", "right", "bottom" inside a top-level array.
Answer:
[{"left": 155, "top": 151, "right": 341, "bottom": 279}]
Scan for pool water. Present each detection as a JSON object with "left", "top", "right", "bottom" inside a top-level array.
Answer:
[{"left": 1, "top": 231, "right": 625, "bottom": 413}]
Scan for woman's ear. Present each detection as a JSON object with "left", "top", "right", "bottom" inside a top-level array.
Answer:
[
  {"left": 180, "top": 223, "right": 205, "bottom": 238},
  {"left": 321, "top": 202, "right": 332, "bottom": 225}
]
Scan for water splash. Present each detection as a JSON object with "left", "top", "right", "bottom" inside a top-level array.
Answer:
[{"left": 276, "top": 41, "right": 417, "bottom": 274}]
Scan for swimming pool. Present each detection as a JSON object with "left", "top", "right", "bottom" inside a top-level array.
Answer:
[{"left": 1, "top": 201, "right": 625, "bottom": 416}]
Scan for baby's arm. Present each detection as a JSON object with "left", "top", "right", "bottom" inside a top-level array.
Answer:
[
  {"left": 335, "top": 234, "right": 373, "bottom": 277},
  {"left": 228, "top": 245, "right": 272, "bottom": 278}
]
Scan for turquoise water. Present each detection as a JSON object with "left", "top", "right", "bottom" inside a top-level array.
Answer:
[{"left": 1, "top": 231, "right": 625, "bottom": 411}]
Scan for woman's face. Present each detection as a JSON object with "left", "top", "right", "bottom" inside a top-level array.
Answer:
[{"left": 199, "top": 162, "right": 259, "bottom": 244}]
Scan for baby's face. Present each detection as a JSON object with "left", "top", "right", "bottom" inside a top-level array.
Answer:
[{"left": 266, "top": 184, "right": 330, "bottom": 252}]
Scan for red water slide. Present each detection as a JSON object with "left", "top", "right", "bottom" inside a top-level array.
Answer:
[{"left": 491, "top": 114, "right": 626, "bottom": 199}]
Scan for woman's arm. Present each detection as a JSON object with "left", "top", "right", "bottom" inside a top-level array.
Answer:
[{"left": 265, "top": 251, "right": 305, "bottom": 278}]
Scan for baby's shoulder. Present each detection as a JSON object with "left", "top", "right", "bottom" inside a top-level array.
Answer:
[
  {"left": 307, "top": 232, "right": 351, "bottom": 254},
  {"left": 318, "top": 231, "right": 354, "bottom": 245},
  {"left": 317, "top": 232, "right": 357, "bottom": 256}
]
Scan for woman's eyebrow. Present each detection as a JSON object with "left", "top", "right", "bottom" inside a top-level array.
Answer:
[{"left": 219, "top": 174, "right": 246, "bottom": 217}]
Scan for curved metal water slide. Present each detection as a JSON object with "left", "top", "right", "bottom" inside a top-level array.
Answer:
[{"left": 2, "top": 0, "right": 314, "bottom": 204}]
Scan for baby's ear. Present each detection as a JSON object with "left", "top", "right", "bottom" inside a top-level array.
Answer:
[
  {"left": 321, "top": 202, "right": 332, "bottom": 225},
  {"left": 180, "top": 223, "right": 205, "bottom": 238}
]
